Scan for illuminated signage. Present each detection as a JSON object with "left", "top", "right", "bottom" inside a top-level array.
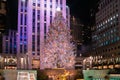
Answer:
[{"left": 17, "top": 70, "right": 36, "bottom": 80}]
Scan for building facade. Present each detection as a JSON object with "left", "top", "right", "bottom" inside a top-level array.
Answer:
[
  {"left": 70, "top": 16, "right": 85, "bottom": 57},
  {"left": 70, "top": 16, "right": 83, "bottom": 45},
  {"left": 0, "top": 0, "right": 6, "bottom": 32},
  {"left": 17, "top": 0, "right": 69, "bottom": 69},
  {"left": 0, "top": 0, "right": 6, "bottom": 53},
  {"left": 0, "top": 30, "right": 17, "bottom": 69},
  {"left": 2, "top": 30, "right": 17, "bottom": 54},
  {"left": 91, "top": 0, "right": 120, "bottom": 69}
]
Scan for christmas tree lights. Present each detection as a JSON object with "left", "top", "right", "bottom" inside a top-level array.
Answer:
[{"left": 40, "top": 11, "right": 76, "bottom": 69}]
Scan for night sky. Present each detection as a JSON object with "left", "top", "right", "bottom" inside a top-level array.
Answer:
[
  {"left": 67, "top": 0, "right": 98, "bottom": 25},
  {"left": 7, "top": 0, "right": 98, "bottom": 29}
]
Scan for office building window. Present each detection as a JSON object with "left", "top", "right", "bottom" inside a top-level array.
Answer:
[
  {"left": 24, "top": 14, "right": 27, "bottom": 25},
  {"left": 21, "top": 2, "right": 23, "bottom": 11},
  {"left": 50, "top": 16, "right": 52, "bottom": 23},
  {"left": 37, "top": 53, "right": 40, "bottom": 55},
  {"left": 44, "top": 10, "right": 46, "bottom": 16},
  {"left": 61, "top": 7, "right": 62, "bottom": 10},
  {"left": 32, "top": 35, "right": 35, "bottom": 51},
  {"left": 33, "top": 3, "right": 35, "bottom": 6},
  {"left": 24, "top": 27, "right": 27, "bottom": 32},
  {"left": 37, "top": 10, "right": 40, "bottom": 20},
  {"left": 50, "top": 11, "right": 52, "bottom": 16},
  {"left": 20, "top": 45, "right": 22, "bottom": 53},
  {"left": 37, "top": 15, "right": 40, "bottom": 20},
  {"left": 20, "top": 27, "right": 22, "bottom": 35},
  {"left": 24, "top": 45, "right": 27, "bottom": 53},
  {"left": 56, "top": 0, "right": 58, "bottom": 3},
  {"left": 44, "top": 16, "right": 46, "bottom": 21},
  {"left": 50, "top": 4, "right": 52, "bottom": 8},
  {"left": 20, "top": 14, "right": 23, "bottom": 25},
  {"left": 37, "top": 3, "right": 40, "bottom": 6},
  {"left": 32, "top": 24, "right": 35, "bottom": 32},
  {"left": 32, "top": 35, "right": 35, "bottom": 42},
  {"left": 44, "top": 10, "right": 47, "bottom": 21},
  {"left": 33, "top": 9, "right": 35, "bottom": 16},
  {"left": 25, "top": 0, "right": 27, "bottom": 6},
  {"left": 37, "top": 23, "right": 40, "bottom": 32},
  {"left": 37, "top": 10, "right": 40, "bottom": 14},
  {"left": 44, "top": 4, "right": 47, "bottom": 7},
  {"left": 60, "top": 0, "right": 62, "bottom": 4},
  {"left": 44, "top": 23, "right": 46, "bottom": 34},
  {"left": 32, "top": 52, "right": 35, "bottom": 55},
  {"left": 37, "top": 35, "right": 40, "bottom": 45}
]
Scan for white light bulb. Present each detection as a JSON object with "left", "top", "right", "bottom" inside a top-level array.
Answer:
[{"left": 56, "top": 7, "right": 61, "bottom": 11}]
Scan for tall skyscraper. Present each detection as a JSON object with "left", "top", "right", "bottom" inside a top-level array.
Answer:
[
  {"left": 1, "top": 30, "right": 17, "bottom": 69},
  {"left": 2, "top": 30, "right": 17, "bottom": 54},
  {"left": 0, "top": 0, "right": 6, "bottom": 53},
  {"left": 17, "top": 0, "right": 69, "bottom": 69},
  {"left": 70, "top": 16, "right": 83, "bottom": 45},
  {"left": 0, "top": 0, "right": 6, "bottom": 32},
  {"left": 70, "top": 16, "right": 83, "bottom": 56},
  {"left": 91, "top": 0, "right": 120, "bottom": 69},
  {"left": 0, "top": 0, "right": 6, "bottom": 20}
]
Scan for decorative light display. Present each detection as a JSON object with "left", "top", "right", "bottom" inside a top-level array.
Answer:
[{"left": 40, "top": 10, "right": 76, "bottom": 69}]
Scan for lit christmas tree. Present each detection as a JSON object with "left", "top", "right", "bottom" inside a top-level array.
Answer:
[{"left": 40, "top": 9, "right": 76, "bottom": 69}]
